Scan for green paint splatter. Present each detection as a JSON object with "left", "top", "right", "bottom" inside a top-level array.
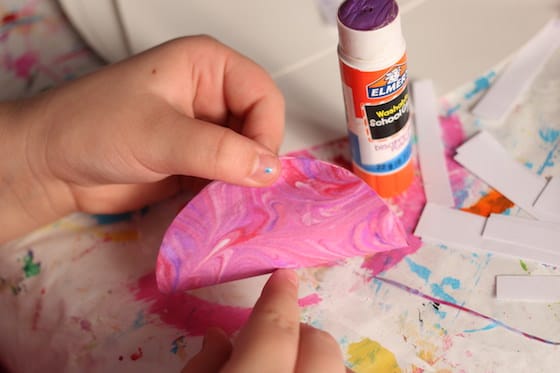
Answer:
[
  {"left": 22, "top": 250, "right": 41, "bottom": 278},
  {"left": 520, "top": 260, "right": 529, "bottom": 273}
]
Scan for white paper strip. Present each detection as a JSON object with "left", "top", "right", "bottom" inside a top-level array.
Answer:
[
  {"left": 496, "top": 275, "right": 560, "bottom": 301},
  {"left": 482, "top": 238, "right": 560, "bottom": 267},
  {"left": 412, "top": 80, "right": 454, "bottom": 207},
  {"left": 414, "top": 204, "right": 560, "bottom": 266},
  {"left": 414, "top": 203, "right": 486, "bottom": 250},
  {"left": 533, "top": 176, "right": 560, "bottom": 223},
  {"left": 472, "top": 18, "right": 560, "bottom": 122},
  {"left": 483, "top": 213, "right": 560, "bottom": 254},
  {"left": 455, "top": 131, "right": 548, "bottom": 219}
]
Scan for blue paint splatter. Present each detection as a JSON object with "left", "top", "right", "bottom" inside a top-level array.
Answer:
[
  {"left": 170, "top": 336, "right": 186, "bottom": 354},
  {"left": 537, "top": 140, "right": 558, "bottom": 175},
  {"left": 376, "top": 276, "right": 560, "bottom": 345},
  {"left": 405, "top": 258, "right": 431, "bottom": 284},
  {"left": 464, "top": 322, "right": 498, "bottom": 333},
  {"left": 309, "top": 319, "right": 323, "bottom": 329},
  {"left": 445, "top": 104, "right": 461, "bottom": 117},
  {"left": 454, "top": 189, "right": 469, "bottom": 208},
  {"left": 539, "top": 128, "right": 560, "bottom": 144},
  {"left": 464, "top": 72, "right": 496, "bottom": 100},
  {"left": 93, "top": 212, "right": 133, "bottom": 225},
  {"left": 132, "top": 310, "right": 145, "bottom": 329},
  {"left": 93, "top": 207, "right": 149, "bottom": 225},
  {"left": 432, "top": 306, "right": 448, "bottom": 319},
  {"left": 430, "top": 276, "right": 460, "bottom": 304},
  {"left": 372, "top": 278, "right": 383, "bottom": 294}
]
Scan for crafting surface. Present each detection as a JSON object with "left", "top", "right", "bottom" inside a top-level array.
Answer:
[{"left": 1, "top": 1, "right": 560, "bottom": 372}]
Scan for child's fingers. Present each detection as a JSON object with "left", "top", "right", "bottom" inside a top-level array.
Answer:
[
  {"left": 295, "top": 324, "right": 349, "bottom": 373},
  {"left": 220, "top": 269, "right": 301, "bottom": 373},
  {"left": 140, "top": 36, "right": 284, "bottom": 154},
  {"left": 132, "top": 108, "right": 281, "bottom": 187},
  {"left": 221, "top": 53, "right": 285, "bottom": 153},
  {"left": 182, "top": 328, "right": 232, "bottom": 373},
  {"left": 70, "top": 178, "right": 180, "bottom": 214}
]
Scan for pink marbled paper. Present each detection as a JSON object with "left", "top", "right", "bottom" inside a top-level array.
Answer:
[{"left": 156, "top": 157, "right": 409, "bottom": 292}]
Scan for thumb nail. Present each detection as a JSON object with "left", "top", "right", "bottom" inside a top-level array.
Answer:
[
  {"left": 248, "top": 153, "right": 281, "bottom": 185},
  {"left": 202, "top": 327, "right": 229, "bottom": 349}
]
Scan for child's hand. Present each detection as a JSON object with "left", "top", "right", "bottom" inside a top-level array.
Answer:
[
  {"left": 0, "top": 36, "right": 284, "bottom": 242},
  {"left": 183, "top": 270, "right": 350, "bottom": 373}
]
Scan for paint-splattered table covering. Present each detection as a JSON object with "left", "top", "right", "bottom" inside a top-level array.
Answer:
[{"left": 1, "top": 1, "right": 560, "bottom": 372}]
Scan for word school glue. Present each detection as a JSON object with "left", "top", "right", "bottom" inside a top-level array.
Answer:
[{"left": 337, "top": 0, "right": 413, "bottom": 197}]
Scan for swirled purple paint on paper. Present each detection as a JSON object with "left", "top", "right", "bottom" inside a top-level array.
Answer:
[{"left": 156, "top": 157, "right": 409, "bottom": 292}]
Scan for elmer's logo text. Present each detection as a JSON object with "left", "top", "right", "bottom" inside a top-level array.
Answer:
[{"left": 367, "top": 64, "right": 407, "bottom": 99}]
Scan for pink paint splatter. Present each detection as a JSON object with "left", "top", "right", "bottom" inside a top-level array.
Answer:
[
  {"left": 132, "top": 272, "right": 252, "bottom": 336},
  {"left": 297, "top": 293, "right": 322, "bottom": 307},
  {"left": 132, "top": 272, "right": 330, "bottom": 336},
  {"left": 440, "top": 115, "right": 466, "bottom": 152},
  {"left": 442, "top": 335, "right": 453, "bottom": 351},
  {"left": 2, "top": 13, "right": 18, "bottom": 25},
  {"left": 12, "top": 51, "right": 38, "bottom": 78},
  {"left": 389, "top": 160, "right": 427, "bottom": 231},
  {"left": 80, "top": 319, "right": 92, "bottom": 332},
  {"left": 130, "top": 347, "right": 143, "bottom": 361},
  {"left": 31, "top": 296, "right": 43, "bottom": 331},
  {"left": 440, "top": 115, "right": 469, "bottom": 202}
]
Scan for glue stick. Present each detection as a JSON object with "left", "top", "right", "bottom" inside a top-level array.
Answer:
[{"left": 337, "top": 0, "right": 413, "bottom": 198}]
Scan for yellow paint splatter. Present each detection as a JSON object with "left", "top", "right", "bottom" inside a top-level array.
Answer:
[
  {"left": 347, "top": 338, "right": 401, "bottom": 373},
  {"left": 418, "top": 348, "right": 437, "bottom": 365}
]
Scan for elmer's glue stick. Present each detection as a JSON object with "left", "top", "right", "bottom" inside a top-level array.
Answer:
[{"left": 337, "top": 0, "right": 413, "bottom": 198}]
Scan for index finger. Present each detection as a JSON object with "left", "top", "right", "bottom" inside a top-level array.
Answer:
[
  {"left": 224, "top": 58, "right": 285, "bottom": 153},
  {"left": 221, "top": 269, "right": 301, "bottom": 373}
]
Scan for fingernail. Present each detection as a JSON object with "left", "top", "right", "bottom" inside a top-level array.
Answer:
[
  {"left": 249, "top": 153, "right": 280, "bottom": 184},
  {"left": 276, "top": 269, "right": 298, "bottom": 288}
]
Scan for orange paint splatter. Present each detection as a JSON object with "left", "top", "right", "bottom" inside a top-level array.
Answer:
[
  {"left": 461, "top": 189, "right": 514, "bottom": 217},
  {"left": 102, "top": 229, "right": 138, "bottom": 242}
]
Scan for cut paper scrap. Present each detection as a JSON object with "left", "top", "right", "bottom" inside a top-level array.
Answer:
[
  {"left": 455, "top": 131, "right": 560, "bottom": 223},
  {"left": 157, "top": 156, "right": 409, "bottom": 292},
  {"left": 415, "top": 203, "right": 560, "bottom": 267},
  {"left": 412, "top": 79, "right": 454, "bottom": 207},
  {"left": 414, "top": 202, "right": 486, "bottom": 252},
  {"left": 482, "top": 213, "right": 560, "bottom": 262},
  {"left": 533, "top": 176, "right": 560, "bottom": 223},
  {"left": 472, "top": 18, "right": 560, "bottom": 123},
  {"left": 496, "top": 275, "right": 560, "bottom": 301}
]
